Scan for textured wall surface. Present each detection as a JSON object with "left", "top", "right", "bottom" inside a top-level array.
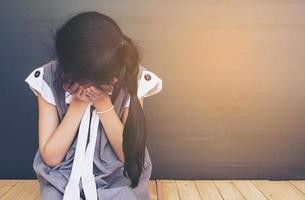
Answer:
[{"left": 1, "top": 0, "right": 305, "bottom": 179}]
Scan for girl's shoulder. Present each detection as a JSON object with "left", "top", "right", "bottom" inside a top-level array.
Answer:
[
  {"left": 24, "top": 60, "right": 163, "bottom": 107},
  {"left": 124, "top": 64, "right": 163, "bottom": 107},
  {"left": 24, "top": 60, "right": 58, "bottom": 106}
]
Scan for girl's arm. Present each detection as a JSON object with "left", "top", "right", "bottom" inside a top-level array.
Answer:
[
  {"left": 37, "top": 94, "right": 89, "bottom": 168},
  {"left": 95, "top": 97, "right": 144, "bottom": 163}
]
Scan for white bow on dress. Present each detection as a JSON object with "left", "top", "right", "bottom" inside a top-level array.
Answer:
[{"left": 63, "top": 94, "right": 99, "bottom": 200}]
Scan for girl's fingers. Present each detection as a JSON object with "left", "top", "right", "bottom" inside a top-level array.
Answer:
[
  {"left": 100, "top": 85, "right": 113, "bottom": 94},
  {"left": 84, "top": 88, "right": 93, "bottom": 99},
  {"left": 86, "top": 92, "right": 94, "bottom": 100},
  {"left": 76, "top": 86, "right": 83, "bottom": 95},
  {"left": 80, "top": 87, "right": 86, "bottom": 96},
  {"left": 90, "top": 86, "right": 104, "bottom": 95},
  {"left": 86, "top": 88, "right": 96, "bottom": 99},
  {"left": 63, "top": 82, "right": 72, "bottom": 91},
  {"left": 70, "top": 82, "right": 79, "bottom": 93},
  {"left": 96, "top": 86, "right": 109, "bottom": 96},
  {"left": 99, "top": 88, "right": 109, "bottom": 96},
  {"left": 63, "top": 83, "right": 68, "bottom": 90},
  {"left": 100, "top": 84, "right": 112, "bottom": 91},
  {"left": 87, "top": 87, "right": 102, "bottom": 96}
]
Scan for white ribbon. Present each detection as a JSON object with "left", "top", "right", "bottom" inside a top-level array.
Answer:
[{"left": 63, "top": 95, "right": 99, "bottom": 200}]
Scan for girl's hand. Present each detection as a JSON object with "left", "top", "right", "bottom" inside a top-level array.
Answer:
[
  {"left": 85, "top": 85, "right": 112, "bottom": 107},
  {"left": 63, "top": 82, "right": 91, "bottom": 103}
]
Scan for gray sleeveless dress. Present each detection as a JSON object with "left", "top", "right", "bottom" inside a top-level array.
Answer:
[{"left": 24, "top": 60, "right": 161, "bottom": 200}]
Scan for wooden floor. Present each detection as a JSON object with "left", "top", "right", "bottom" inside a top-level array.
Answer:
[{"left": 1, "top": 180, "right": 305, "bottom": 199}]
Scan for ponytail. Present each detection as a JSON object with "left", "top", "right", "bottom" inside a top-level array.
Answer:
[{"left": 120, "top": 35, "right": 148, "bottom": 188}]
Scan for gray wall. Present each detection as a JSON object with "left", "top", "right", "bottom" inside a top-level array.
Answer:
[{"left": 1, "top": 0, "right": 305, "bottom": 179}]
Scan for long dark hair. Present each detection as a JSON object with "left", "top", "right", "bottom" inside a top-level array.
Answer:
[{"left": 52, "top": 11, "right": 147, "bottom": 188}]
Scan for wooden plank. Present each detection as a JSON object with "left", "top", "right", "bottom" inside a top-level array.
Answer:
[
  {"left": 195, "top": 180, "right": 223, "bottom": 200},
  {"left": 253, "top": 180, "right": 305, "bottom": 200},
  {"left": 233, "top": 180, "right": 267, "bottom": 200},
  {"left": 0, "top": 180, "right": 18, "bottom": 198},
  {"left": 148, "top": 180, "right": 158, "bottom": 200},
  {"left": 290, "top": 181, "right": 305, "bottom": 194},
  {"left": 2, "top": 179, "right": 305, "bottom": 199},
  {"left": 157, "top": 180, "right": 180, "bottom": 200},
  {"left": 176, "top": 180, "right": 201, "bottom": 200},
  {"left": 1, "top": 180, "right": 39, "bottom": 200},
  {"left": 214, "top": 180, "right": 245, "bottom": 200}
]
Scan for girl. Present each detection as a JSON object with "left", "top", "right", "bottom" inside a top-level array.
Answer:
[{"left": 24, "top": 11, "right": 163, "bottom": 200}]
